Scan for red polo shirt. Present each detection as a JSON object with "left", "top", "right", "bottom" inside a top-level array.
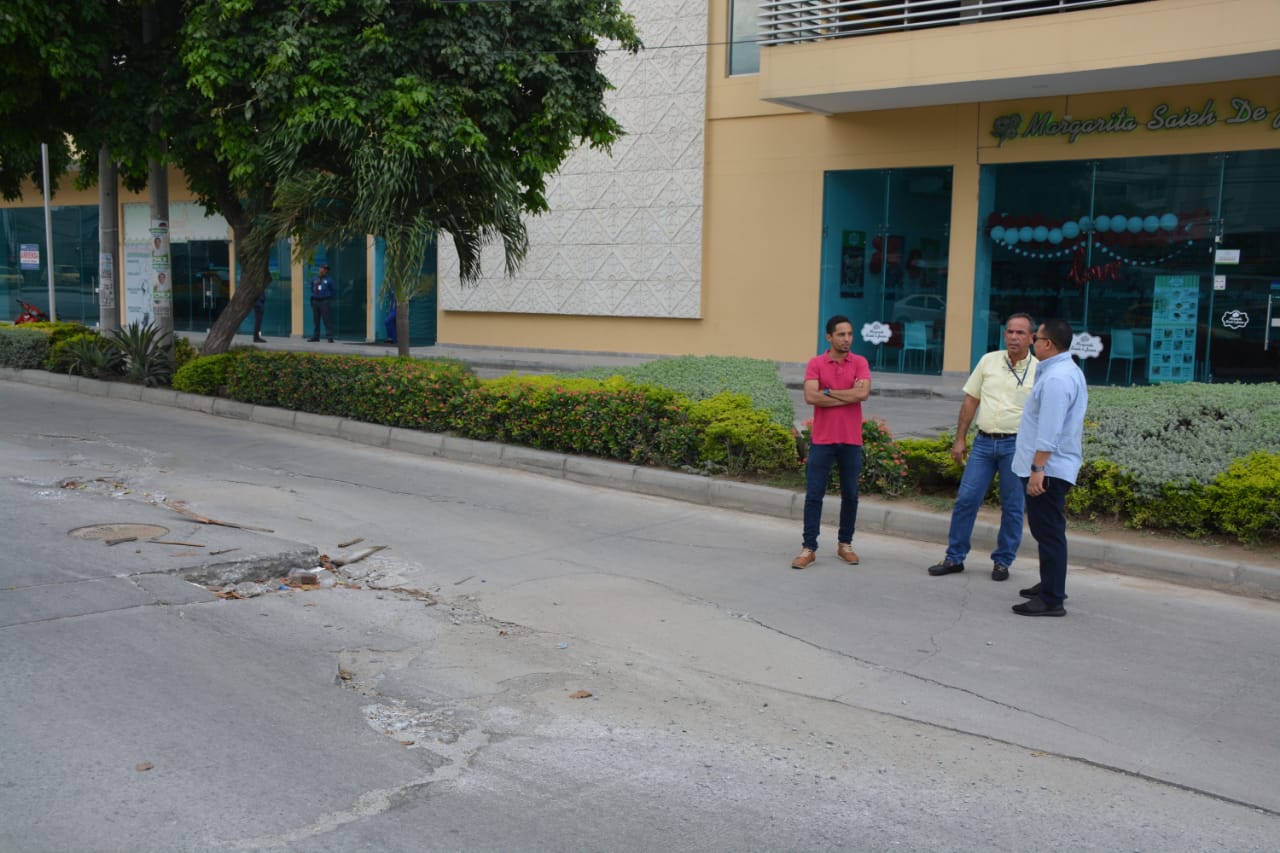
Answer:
[{"left": 805, "top": 351, "right": 871, "bottom": 445}]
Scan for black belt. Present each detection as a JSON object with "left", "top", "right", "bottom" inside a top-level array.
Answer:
[{"left": 978, "top": 430, "right": 1016, "bottom": 440}]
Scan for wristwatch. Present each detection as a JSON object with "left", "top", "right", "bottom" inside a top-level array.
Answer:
[
  {"left": 822, "top": 388, "right": 832, "bottom": 397},
  {"left": 1030, "top": 464, "right": 1045, "bottom": 473}
]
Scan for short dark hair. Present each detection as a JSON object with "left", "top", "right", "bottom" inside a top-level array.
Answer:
[
  {"left": 1040, "top": 317, "right": 1073, "bottom": 351},
  {"left": 1005, "top": 312, "right": 1034, "bottom": 331},
  {"left": 826, "top": 314, "right": 852, "bottom": 334}
]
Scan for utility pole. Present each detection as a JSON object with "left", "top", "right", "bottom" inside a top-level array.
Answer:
[
  {"left": 40, "top": 143, "right": 57, "bottom": 322},
  {"left": 148, "top": 146, "right": 172, "bottom": 339},
  {"left": 143, "top": 3, "right": 172, "bottom": 350},
  {"left": 98, "top": 147, "right": 120, "bottom": 332}
]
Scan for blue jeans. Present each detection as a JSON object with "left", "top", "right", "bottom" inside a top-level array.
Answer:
[
  {"left": 1023, "top": 475, "right": 1072, "bottom": 607},
  {"left": 802, "top": 443, "right": 862, "bottom": 552},
  {"left": 945, "top": 433, "right": 1024, "bottom": 568}
]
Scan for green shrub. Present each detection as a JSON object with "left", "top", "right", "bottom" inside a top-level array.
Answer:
[
  {"left": 47, "top": 332, "right": 125, "bottom": 379},
  {"left": 688, "top": 392, "right": 796, "bottom": 475},
  {"left": 1128, "top": 482, "right": 1213, "bottom": 538},
  {"left": 566, "top": 355, "right": 795, "bottom": 429},
  {"left": 900, "top": 434, "right": 964, "bottom": 492},
  {"left": 17, "top": 320, "right": 90, "bottom": 348},
  {"left": 49, "top": 322, "right": 92, "bottom": 346},
  {"left": 227, "top": 352, "right": 477, "bottom": 432},
  {"left": 0, "top": 326, "right": 51, "bottom": 368},
  {"left": 1065, "top": 458, "right": 1135, "bottom": 521},
  {"left": 173, "top": 335, "right": 199, "bottom": 371},
  {"left": 1084, "top": 383, "right": 1280, "bottom": 498},
  {"left": 1206, "top": 452, "right": 1280, "bottom": 543},
  {"left": 859, "top": 418, "right": 910, "bottom": 497},
  {"left": 452, "top": 375, "right": 699, "bottom": 468},
  {"left": 109, "top": 321, "right": 173, "bottom": 387},
  {"left": 173, "top": 353, "right": 240, "bottom": 396}
]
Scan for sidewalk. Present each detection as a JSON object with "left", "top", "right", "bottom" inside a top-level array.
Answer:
[{"left": 14, "top": 332, "right": 1274, "bottom": 600}]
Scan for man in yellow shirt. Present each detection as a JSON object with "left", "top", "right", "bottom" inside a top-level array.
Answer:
[{"left": 927, "top": 313, "right": 1037, "bottom": 582}]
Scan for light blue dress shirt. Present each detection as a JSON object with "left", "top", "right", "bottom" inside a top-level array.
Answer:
[{"left": 1013, "top": 351, "right": 1088, "bottom": 484}]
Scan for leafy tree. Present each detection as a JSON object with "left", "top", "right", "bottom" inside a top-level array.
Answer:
[
  {"left": 183, "top": 0, "right": 640, "bottom": 354},
  {"left": 0, "top": 1, "right": 177, "bottom": 199},
  {"left": 3, "top": 0, "right": 640, "bottom": 355}
]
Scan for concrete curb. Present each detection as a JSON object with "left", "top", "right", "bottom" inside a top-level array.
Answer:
[{"left": 5, "top": 368, "right": 1278, "bottom": 600}]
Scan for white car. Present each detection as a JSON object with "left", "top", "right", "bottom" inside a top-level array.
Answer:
[{"left": 892, "top": 294, "right": 946, "bottom": 325}]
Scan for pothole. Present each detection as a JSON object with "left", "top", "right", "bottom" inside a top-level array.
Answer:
[{"left": 68, "top": 523, "right": 170, "bottom": 541}]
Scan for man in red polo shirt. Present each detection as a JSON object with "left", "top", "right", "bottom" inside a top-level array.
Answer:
[{"left": 792, "top": 315, "right": 873, "bottom": 569}]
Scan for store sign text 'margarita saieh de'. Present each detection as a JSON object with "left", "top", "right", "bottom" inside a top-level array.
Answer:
[{"left": 991, "top": 97, "right": 1280, "bottom": 146}]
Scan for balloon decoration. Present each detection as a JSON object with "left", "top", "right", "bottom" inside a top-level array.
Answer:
[{"left": 982, "top": 208, "right": 1210, "bottom": 273}]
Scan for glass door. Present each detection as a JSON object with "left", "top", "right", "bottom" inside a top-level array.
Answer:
[
  {"left": 820, "top": 166, "right": 952, "bottom": 373},
  {"left": 1205, "top": 150, "right": 1280, "bottom": 382},
  {"left": 171, "top": 240, "right": 230, "bottom": 332}
]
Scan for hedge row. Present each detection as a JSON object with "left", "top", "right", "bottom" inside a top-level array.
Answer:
[{"left": 15, "top": 331, "right": 1279, "bottom": 544}]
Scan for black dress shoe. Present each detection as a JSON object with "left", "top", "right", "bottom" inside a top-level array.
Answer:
[
  {"left": 253, "top": 336, "right": 266, "bottom": 343},
  {"left": 1019, "top": 582, "right": 1041, "bottom": 598},
  {"left": 992, "top": 564, "right": 1010, "bottom": 582},
  {"left": 1012, "top": 598, "right": 1066, "bottom": 617},
  {"left": 327, "top": 338, "right": 335, "bottom": 343},
  {"left": 307, "top": 337, "right": 320, "bottom": 342},
  {"left": 928, "top": 559, "right": 965, "bottom": 576}
]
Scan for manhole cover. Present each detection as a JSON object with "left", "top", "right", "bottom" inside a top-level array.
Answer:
[{"left": 68, "top": 523, "right": 170, "bottom": 541}]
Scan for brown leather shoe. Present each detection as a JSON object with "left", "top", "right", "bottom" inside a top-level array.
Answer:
[
  {"left": 790, "top": 548, "right": 816, "bottom": 570},
  {"left": 836, "top": 543, "right": 860, "bottom": 565}
]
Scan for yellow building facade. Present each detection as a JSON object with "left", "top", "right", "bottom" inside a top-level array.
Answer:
[{"left": 442, "top": 0, "right": 1280, "bottom": 384}]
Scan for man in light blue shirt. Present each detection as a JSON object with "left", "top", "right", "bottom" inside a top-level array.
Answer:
[{"left": 1011, "top": 318, "right": 1088, "bottom": 616}]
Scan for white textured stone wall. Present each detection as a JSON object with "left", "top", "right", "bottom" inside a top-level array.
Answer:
[{"left": 439, "top": 0, "right": 706, "bottom": 319}]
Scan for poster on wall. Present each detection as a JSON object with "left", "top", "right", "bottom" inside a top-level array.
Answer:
[
  {"left": 20, "top": 244, "right": 40, "bottom": 270},
  {"left": 1148, "top": 274, "right": 1199, "bottom": 384},
  {"left": 840, "top": 230, "right": 865, "bottom": 299},
  {"left": 124, "top": 247, "right": 154, "bottom": 326}
]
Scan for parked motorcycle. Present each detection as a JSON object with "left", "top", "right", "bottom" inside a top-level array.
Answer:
[{"left": 14, "top": 300, "right": 49, "bottom": 324}]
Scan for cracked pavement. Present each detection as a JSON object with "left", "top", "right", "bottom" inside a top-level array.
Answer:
[{"left": 2, "top": 382, "right": 1278, "bottom": 851}]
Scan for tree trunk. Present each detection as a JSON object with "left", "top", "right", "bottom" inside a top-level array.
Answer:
[
  {"left": 202, "top": 181, "right": 271, "bottom": 355},
  {"left": 396, "top": 297, "right": 411, "bottom": 357}
]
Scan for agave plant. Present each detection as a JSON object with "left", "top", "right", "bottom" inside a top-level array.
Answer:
[
  {"left": 52, "top": 333, "right": 126, "bottom": 379},
  {"left": 110, "top": 321, "right": 174, "bottom": 387}
]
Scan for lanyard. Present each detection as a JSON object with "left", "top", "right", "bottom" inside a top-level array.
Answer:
[{"left": 1006, "top": 357, "right": 1029, "bottom": 387}]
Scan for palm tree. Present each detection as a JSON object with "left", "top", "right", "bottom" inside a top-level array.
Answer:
[{"left": 267, "top": 123, "right": 529, "bottom": 357}]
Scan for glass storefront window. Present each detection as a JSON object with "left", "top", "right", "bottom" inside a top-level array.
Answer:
[
  {"left": 978, "top": 150, "right": 1279, "bottom": 385},
  {"left": 237, "top": 238, "right": 292, "bottom": 338},
  {"left": 0, "top": 206, "right": 99, "bottom": 324},
  {"left": 820, "top": 167, "right": 953, "bottom": 373},
  {"left": 309, "top": 240, "right": 367, "bottom": 341}
]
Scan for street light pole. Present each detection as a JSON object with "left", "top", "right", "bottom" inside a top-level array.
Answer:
[{"left": 41, "top": 143, "right": 57, "bottom": 322}]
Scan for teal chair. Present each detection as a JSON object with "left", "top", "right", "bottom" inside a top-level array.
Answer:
[
  {"left": 1107, "top": 329, "right": 1146, "bottom": 384},
  {"left": 899, "top": 321, "right": 932, "bottom": 372}
]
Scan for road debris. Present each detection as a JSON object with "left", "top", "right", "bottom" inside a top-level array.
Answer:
[
  {"left": 135, "top": 762, "right": 154, "bottom": 772},
  {"left": 105, "top": 536, "right": 137, "bottom": 546},
  {"left": 163, "top": 499, "right": 274, "bottom": 533},
  {"left": 337, "top": 537, "right": 364, "bottom": 548},
  {"left": 569, "top": 690, "right": 593, "bottom": 699},
  {"left": 150, "top": 540, "right": 205, "bottom": 547},
  {"left": 330, "top": 545, "right": 387, "bottom": 568}
]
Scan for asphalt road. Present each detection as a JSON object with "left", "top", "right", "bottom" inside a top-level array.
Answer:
[{"left": 2, "top": 382, "right": 1278, "bottom": 852}]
